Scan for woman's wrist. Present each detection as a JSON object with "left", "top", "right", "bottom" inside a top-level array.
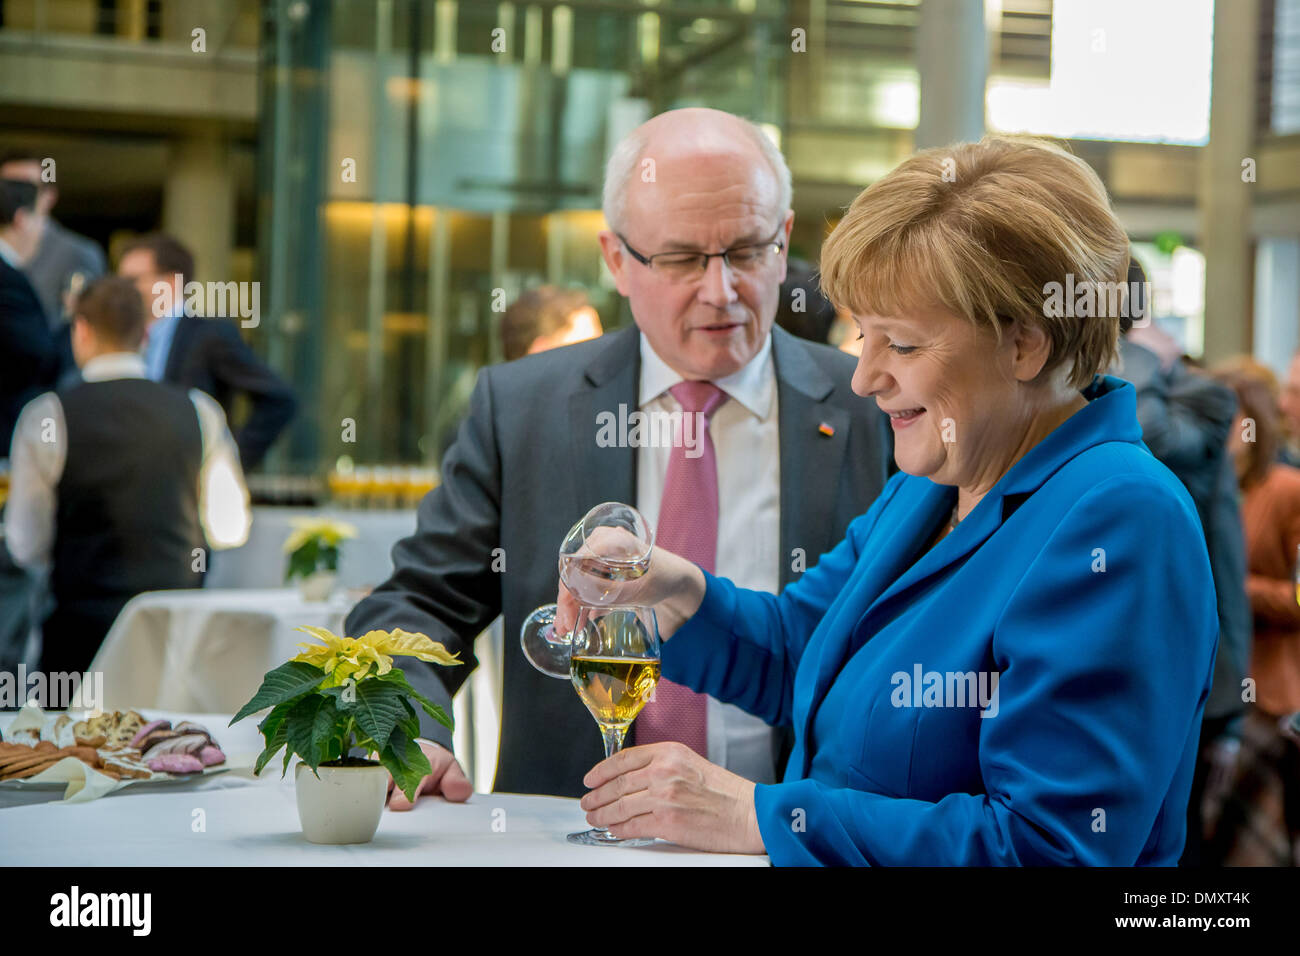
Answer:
[{"left": 653, "top": 556, "right": 707, "bottom": 640}]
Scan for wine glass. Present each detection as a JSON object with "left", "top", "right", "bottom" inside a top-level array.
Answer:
[
  {"left": 520, "top": 502, "right": 654, "bottom": 678},
  {"left": 566, "top": 604, "right": 661, "bottom": 847}
]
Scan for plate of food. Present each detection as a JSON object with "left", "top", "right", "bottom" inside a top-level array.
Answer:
[{"left": 0, "top": 706, "right": 231, "bottom": 798}]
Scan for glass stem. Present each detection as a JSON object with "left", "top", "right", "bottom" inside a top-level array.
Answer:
[{"left": 593, "top": 725, "right": 627, "bottom": 835}]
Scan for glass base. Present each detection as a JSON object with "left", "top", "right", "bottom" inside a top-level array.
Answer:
[{"left": 566, "top": 828, "right": 656, "bottom": 848}]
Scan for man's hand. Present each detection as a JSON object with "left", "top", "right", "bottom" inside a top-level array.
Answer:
[
  {"left": 385, "top": 739, "right": 473, "bottom": 810},
  {"left": 578, "top": 742, "right": 765, "bottom": 854}
]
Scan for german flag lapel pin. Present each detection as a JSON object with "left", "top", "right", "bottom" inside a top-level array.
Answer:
[{"left": 818, "top": 422, "right": 835, "bottom": 437}]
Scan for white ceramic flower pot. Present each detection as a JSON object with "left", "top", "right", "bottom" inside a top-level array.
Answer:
[
  {"left": 295, "top": 761, "right": 388, "bottom": 845},
  {"left": 298, "top": 570, "right": 337, "bottom": 603}
]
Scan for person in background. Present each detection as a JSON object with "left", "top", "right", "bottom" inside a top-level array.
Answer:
[
  {"left": 0, "top": 178, "right": 54, "bottom": 454},
  {"left": 499, "top": 286, "right": 603, "bottom": 363},
  {"left": 1207, "top": 363, "right": 1300, "bottom": 867},
  {"left": 773, "top": 257, "right": 837, "bottom": 346},
  {"left": 0, "top": 177, "right": 56, "bottom": 680},
  {"left": 6, "top": 277, "right": 252, "bottom": 675},
  {"left": 1112, "top": 258, "right": 1251, "bottom": 867},
  {"left": 1277, "top": 351, "right": 1300, "bottom": 468},
  {"left": 116, "top": 233, "right": 297, "bottom": 471},
  {"left": 0, "top": 151, "right": 106, "bottom": 329}
]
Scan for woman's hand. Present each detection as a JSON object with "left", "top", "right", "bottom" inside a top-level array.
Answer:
[
  {"left": 554, "top": 533, "right": 706, "bottom": 640},
  {"left": 579, "top": 742, "right": 766, "bottom": 854}
]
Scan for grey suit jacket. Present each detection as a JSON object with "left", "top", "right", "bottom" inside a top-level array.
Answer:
[{"left": 344, "top": 325, "right": 893, "bottom": 796}]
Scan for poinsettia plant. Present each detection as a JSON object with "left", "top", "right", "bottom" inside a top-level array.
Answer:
[
  {"left": 230, "top": 625, "right": 461, "bottom": 802},
  {"left": 283, "top": 518, "right": 357, "bottom": 583}
]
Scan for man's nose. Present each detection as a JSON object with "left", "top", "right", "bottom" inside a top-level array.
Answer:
[{"left": 697, "top": 254, "right": 739, "bottom": 307}]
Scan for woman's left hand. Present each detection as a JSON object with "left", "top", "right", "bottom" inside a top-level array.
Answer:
[{"left": 579, "top": 742, "right": 766, "bottom": 854}]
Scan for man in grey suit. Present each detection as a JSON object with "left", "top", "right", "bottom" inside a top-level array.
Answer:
[
  {"left": 345, "top": 107, "right": 892, "bottom": 803},
  {"left": 0, "top": 152, "right": 106, "bottom": 327}
]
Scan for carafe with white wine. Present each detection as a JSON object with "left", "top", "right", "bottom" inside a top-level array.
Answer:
[{"left": 519, "top": 502, "right": 661, "bottom": 846}]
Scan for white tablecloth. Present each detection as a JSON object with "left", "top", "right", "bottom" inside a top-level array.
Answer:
[
  {"left": 87, "top": 588, "right": 505, "bottom": 792},
  {"left": 0, "top": 710, "right": 768, "bottom": 866},
  {"left": 205, "top": 507, "right": 416, "bottom": 591}
]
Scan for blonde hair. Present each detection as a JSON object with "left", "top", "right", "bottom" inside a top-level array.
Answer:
[{"left": 818, "top": 136, "right": 1130, "bottom": 389}]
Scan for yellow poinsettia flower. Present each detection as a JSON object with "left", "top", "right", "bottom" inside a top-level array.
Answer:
[
  {"left": 360, "top": 628, "right": 464, "bottom": 666},
  {"left": 291, "top": 625, "right": 461, "bottom": 687},
  {"left": 282, "top": 518, "right": 359, "bottom": 555}
]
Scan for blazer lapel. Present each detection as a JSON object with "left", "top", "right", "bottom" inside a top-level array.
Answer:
[
  {"left": 161, "top": 315, "right": 193, "bottom": 383},
  {"left": 567, "top": 326, "right": 640, "bottom": 517},
  {"left": 771, "top": 328, "right": 850, "bottom": 590}
]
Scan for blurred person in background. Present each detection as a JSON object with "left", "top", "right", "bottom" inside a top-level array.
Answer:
[
  {"left": 499, "top": 286, "right": 603, "bottom": 363},
  {"left": 1278, "top": 351, "right": 1300, "bottom": 468},
  {"left": 0, "top": 150, "right": 106, "bottom": 329},
  {"left": 1112, "top": 258, "right": 1250, "bottom": 867},
  {"left": 1207, "top": 363, "right": 1300, "bottom": 866},
  {"left": 0, "top": 178, "right": 55, "bottom": 455},
  {"left": 117, "top": 233, "right": 297, "bottom": 471},
  {"left": 773, "top": 257, "right": 837, "bottom": 346},
  {"left": 6, "top": 277, "right": 251, "bottom": 675},
  {"left": 0, "top": 177, "right": 57, "bottom": 681}
]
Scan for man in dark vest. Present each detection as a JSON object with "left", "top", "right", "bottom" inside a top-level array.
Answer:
[{"left": 5, "top": 277, "right": 251, "bottom": 674}]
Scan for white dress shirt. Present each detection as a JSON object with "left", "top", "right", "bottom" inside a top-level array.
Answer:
[
  {"left": 4, "top": 351, "right": 252, "bottom": 569},
  {"left": 636, "top": 332, "right": 783, "bottom": 784}
]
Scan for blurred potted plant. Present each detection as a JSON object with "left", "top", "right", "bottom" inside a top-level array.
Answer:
[
  {"left": 230, "top": 625, "right": 461, "bottom": 844},
  {"left": 283, "top": 518, "right": 357, "bottom": 601}
]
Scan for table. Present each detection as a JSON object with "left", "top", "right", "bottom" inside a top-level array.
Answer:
[
  {"left": 87, "top": 588, "right": 505, "bottom": 791},
  {"left": 205, "top": 507, "right": 416, "bottom": 591},
  {"left": 0, "top": 711, "right": 769, "bottom": 866}
]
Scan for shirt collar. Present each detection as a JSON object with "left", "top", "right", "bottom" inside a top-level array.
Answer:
[
  {"left": 638, "top": 331, "right": 775, "bottom": 420},
  {"left": 82, "top": 352, "right": 148, "bottom": 383}
]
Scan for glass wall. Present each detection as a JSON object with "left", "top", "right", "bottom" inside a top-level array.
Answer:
[{"left": 257, "top": 0, "right": 788, "bottom": 481}]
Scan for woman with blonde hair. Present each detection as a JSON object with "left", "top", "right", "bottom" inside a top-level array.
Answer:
[{"left": 559, "top": 136, "right": 1217, "bottom": 864}]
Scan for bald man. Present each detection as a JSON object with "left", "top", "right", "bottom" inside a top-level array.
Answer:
[{"left": 346, "top": 108, "right": 893, "bottom": 803}]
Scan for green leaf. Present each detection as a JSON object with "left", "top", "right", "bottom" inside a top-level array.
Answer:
[
  {"left": 285, "top": 695, "right": 328, "bottom": 770},
  {"left": 351, "top": 680, "right": 404, "bottom": 752},
  {"left": 231, "top": 661, "right": 325, "bottom": 725},
  {"left": 285, "top": 539, "right": 320, "bottom": 582},
  {"left": 375, "top": 667, "right": 454, "bottom": 730},
  {"left": 253, "top": 706, "right": 291, "bottom": 777},
  {"left": 381, "top": 724, "right": 432, "bottom": 804}
]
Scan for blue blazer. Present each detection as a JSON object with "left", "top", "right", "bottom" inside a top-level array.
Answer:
[{"left": 665, "top": 375, "right": 1218, "bottom": 865}]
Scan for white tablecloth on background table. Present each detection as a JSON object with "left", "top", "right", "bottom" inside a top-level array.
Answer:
[
  {"left": 87, "top": 588, "right": 505, "bottom": 792},
  {"left": 0, "top": 710, "right": 768, "bottom": 866},
  {"left": 205, "top": 507, "right": 416, "bottom": 591},
  {"left": 88, "top": 588, "right": 353, "bottom": 714}
]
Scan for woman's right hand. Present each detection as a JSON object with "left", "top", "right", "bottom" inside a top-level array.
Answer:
[{"left": 554, "top": 529, "right": 706, "bottom": 641}]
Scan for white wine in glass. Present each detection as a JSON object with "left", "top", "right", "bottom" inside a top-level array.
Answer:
[{"left": 566, "top": 605, "right": 660, "bottom": 848}]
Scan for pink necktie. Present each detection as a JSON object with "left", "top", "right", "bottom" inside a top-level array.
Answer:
[{"left": 636, "top": 380, "right": 728, "bottom": 758}]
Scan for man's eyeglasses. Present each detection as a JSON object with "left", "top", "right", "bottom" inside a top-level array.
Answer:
[{"left": 617, "top": 229, "right": 785, "bottom": 282}]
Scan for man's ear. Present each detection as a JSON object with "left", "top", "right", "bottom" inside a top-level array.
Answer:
[
  {"left": 1010, "top": 319, "right": 1052, "bottom": 382},
  {"left": 598, "top": 231, "right": 631, "bottom": 297}
]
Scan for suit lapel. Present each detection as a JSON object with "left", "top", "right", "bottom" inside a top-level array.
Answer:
[
  {"left": 772, "top": 328, "right": 849, "bottom": 590},
  {"left": 567, "top": 326, "right": 639, "bottom": 517},
  {"left": 161, "top": 315, "right": 193, "bottom": 383}
]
